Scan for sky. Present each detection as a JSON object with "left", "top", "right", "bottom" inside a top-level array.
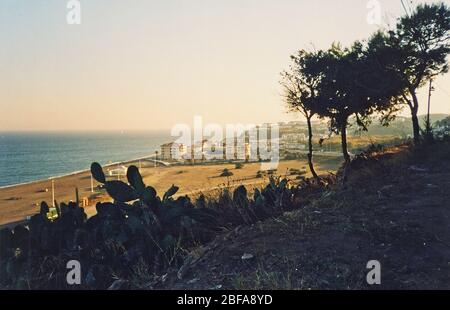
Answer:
[{"left": 1, "top": 0, "right": 449, "bottom": 131}]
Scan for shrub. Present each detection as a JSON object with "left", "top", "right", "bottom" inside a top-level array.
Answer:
[
  {"left": 220, "top": 168, "right": 233, "bottom": 177},
  {"left": 289, "top": 168, "right": 306, "bottom": 176}
]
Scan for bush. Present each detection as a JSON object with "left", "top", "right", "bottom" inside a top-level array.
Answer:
[
  {"left": 220, "top": 168, "right": 234, "bottom": 177},
  {"left": 235, "top": 163, "right": 244, "bottom": 169},
  {"left": 289, "top": 168, "right": 306, "bottom": 176}
]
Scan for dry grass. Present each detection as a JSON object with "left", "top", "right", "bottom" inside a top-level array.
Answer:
[{"left": 0, "top": 157, "right": 341, "bottom": 226}]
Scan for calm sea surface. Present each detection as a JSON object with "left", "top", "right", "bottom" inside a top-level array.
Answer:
[{"left": 0, "top": 131, "right": 171, "bottom": 187}]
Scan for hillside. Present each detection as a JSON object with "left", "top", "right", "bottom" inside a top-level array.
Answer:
[
  {"left": 351, "top": 114, "right": 449, "bottom": 137},
  {"left": 158, "top": 141, "right": 450, "bottom": 289},
  {"left": 2, "top": 139, "right": 449, "bottom": 290}
]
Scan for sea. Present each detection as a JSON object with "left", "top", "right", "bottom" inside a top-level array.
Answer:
[{"left": 0, "top": 131, "right": 172, "bottom": 188}]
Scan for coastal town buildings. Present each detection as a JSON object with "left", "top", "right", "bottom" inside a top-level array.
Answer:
[
  {"left": 160, "top": 142, "right": 187, "bottom": 161},
  {"left": 160, "top": 121, "right": 312, "bottom": 162}
]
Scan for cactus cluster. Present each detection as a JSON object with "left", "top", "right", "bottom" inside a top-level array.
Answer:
[{"left": 0, "top": 162, "right": 330, "bottom": 289}]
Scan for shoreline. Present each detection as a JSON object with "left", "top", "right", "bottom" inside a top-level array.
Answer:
[
  {"left": 0, "top": 154, "right": 166, "bottom": 226},
  {"left": 0, "top": 153, "right": 159, "bottom": 190}
]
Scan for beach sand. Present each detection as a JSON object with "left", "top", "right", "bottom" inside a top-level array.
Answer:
[{"left": 0, "top": 157, "right": 341, "bottom": 226}]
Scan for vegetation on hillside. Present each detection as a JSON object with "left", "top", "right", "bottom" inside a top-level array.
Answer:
[
  {"left": 282, "top": 3, "right": 450, "bottom": 173},
  {"left": 0, "top": 162, "right": 333, "bottom": 289},
  {"left": 1, "top": 132, "right": 449, "bottom": 289},
  {"left": 159, "top": 138, "right": 450, "bottom": 290}
]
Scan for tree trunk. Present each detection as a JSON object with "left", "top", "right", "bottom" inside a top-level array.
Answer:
[
  {"left": 341, "top": 123, "right": 350, "bottom": 163},
  {"left": 409, "top": 91, "right": 421, "bottom": 144},
  {"left": 306, "top": 116, "right": 319, "bottom": 179},
  {"left": 411, "top": 112, "right": 421, "bottom": 144}
]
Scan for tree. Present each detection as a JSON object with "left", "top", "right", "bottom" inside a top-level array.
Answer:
[
  {"left": 310, "top": 42, "right": 402, "bottom": 163},
  {"left": 312, "top": 44, "right": 367, "bottom": 163},
  {"left": 281, "top": 50, "right": 321, "bottom": 178},
  {"left": 387, "top": 3, "right": 450, "bottom": 143},
  {"left": 366, "top": 31, "right": 406, "bottom": 126}
]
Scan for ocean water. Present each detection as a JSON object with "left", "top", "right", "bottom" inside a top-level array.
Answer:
[{"left": 0, "top": 131, "right": 171, "bottom": 188}]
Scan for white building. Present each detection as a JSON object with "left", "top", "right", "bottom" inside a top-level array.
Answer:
[{"left": 160, "top": 142, "right": 187, "bottom": 161}]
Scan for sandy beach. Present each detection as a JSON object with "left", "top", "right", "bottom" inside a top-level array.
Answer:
[{"left": 0, "top": 156, "right": 341, "bottom": 226}]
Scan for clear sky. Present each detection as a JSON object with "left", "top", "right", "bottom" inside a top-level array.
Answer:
[{"left": 1, "top": 0, "right": 449, "bottom": 131}]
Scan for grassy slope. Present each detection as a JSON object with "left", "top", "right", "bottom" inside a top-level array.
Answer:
[{"left": 159, "top": 141, "right": 450, "bottom": 289}]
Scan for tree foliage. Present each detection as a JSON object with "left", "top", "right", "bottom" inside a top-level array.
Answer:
[
  {"left": 383, "top": 3, "right": 450, "bottom": 142},
  {"left": 282, "top": 2, "right": 450, "bottom": 162}
]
